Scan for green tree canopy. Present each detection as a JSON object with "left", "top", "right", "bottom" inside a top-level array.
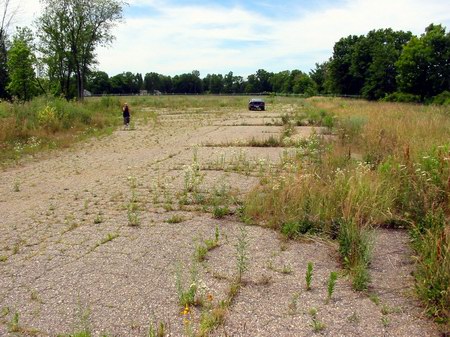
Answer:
[
  {"left": 6, "top": 27, "right": 37, "bottom": 101},
  {"left": 37, "top": 0, "right": 125, "bottom": 100},
  {"left": 396, "top": 24, "right": 450, "bottom": 100}
]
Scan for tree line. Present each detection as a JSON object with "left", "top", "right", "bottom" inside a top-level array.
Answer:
[{"left": 0, "top": 0, "right": 449, "bottom": 103}]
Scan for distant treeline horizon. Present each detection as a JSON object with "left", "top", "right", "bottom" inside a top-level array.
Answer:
[
  {"left": 85, "top": 23, "right": 450, "bottom": 104},
  {"left": 1, "top": 2, "right": 449, "bottom": 105}
]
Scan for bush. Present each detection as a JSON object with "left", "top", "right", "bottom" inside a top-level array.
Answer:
[
  {"left": 382, "top": 92, "right": 421, "bottom": 103},
  {"left": 430, "top": 91, "right": 450, "bottom": 106}
]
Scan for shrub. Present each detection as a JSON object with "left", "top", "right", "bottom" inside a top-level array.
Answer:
[
  {"left": 382, "top": 92, "right": 421, "bottom": 103},
  {"left": 430, "top": 91, "right": 450, "bottom": 106}
]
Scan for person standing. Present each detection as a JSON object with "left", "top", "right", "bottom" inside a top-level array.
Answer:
[{"left": 122, "top": 103, "right": 130, "bottom": 129}]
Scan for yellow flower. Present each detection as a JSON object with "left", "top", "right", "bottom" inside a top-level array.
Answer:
[{"left": 182, "top": 304, "right": 190, "bottom": 316}]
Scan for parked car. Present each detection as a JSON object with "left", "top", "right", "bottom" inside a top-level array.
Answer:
[{"left": 248, "top": 98, "right": 265, "bottom": 111}]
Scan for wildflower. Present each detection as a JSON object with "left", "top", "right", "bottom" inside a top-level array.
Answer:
[{"left": 182, "top": 304, "right": 190, "bottom": 316}]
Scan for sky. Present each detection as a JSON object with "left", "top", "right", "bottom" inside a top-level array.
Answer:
[{"left": 9, "top": 0, "right": 450, "bottom": 78}]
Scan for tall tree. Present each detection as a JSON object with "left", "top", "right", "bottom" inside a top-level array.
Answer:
[
  {"left": 86, "top": 70, "right": 110, "bottom": 94},
  {"left": 7, "top": 27, "right": 37, "bottom": 101},
  {"left": 396, "top": 24, "right": 450, "bottom": 100},
  {"left": 328, "top": 35, "right": 363, "bottom": 95},
  {"left": 351, "top": 29, "right": 412, "bottom": 99},
  {"left": 309, "top": 62, "right": 329, "bottom": 94},
  {"left": 37, "top": 0, "right": 125, "bottom": 100},
  {"left": 0, "top": 0, "right": 17, "bottom": 99}
]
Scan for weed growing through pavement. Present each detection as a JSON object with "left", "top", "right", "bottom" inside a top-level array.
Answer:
[
  {"left": 308, "top": 308, "right": 326, "bottom": 332},
  {"left": 127, "top": 179, "right": 141, "bottom": 226},
  {"left": 235, "top": 225, "right": 249, "bottom": 284},
  {"left": 166, "top": 214, "right": 185, "bottom": 224},
  {"left": 175, "top": 262, "right": 199, "bottom": 307},
  {"left": 8, "top": 311, "right": 20, "bottom": 333},
  {"left": 305, "top": 262, "right": 314, "bottom": 291},
  {"left": 347, "top": 312, "right": 360, "bottom": 324},
  {"left": 13, "top": 180, "right": 20, "bottom": 192},
  {"left": 326, "top": 271, "right": 338, "bottom": 303},
  {"left": 183, "top": 147, "right": 203, "bottom": 194},
  {"left": 194, "top": 226, "right": 220, "bottom": 262},
  {"left": 288, "top": 292, "right": 300, "bottom": 315},
  {"left": 100, "top": 232, "right": 119, "bottom": 245},
  {"left": 93, "top": 213, "right": 103, "bottom": 224},
  {"left": 148, "top": 319, "right": 166, "bottom": 337}
]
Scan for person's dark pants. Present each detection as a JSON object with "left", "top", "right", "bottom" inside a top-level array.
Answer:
[{"left": 124, "top": 116, "right": 130, "bottom": 125}]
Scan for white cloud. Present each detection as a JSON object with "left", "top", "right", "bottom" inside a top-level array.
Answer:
[
  {"left": 5, "top": 0, "right": 450, "bottom": 77},
  {"left": 96, "top": 0, "right": 450, "bottom": 77}
]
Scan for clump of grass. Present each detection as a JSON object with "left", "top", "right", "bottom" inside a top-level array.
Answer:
[
  {"left": 198, "top": 307, "right": 226, "bottom": 337},
  {"left": 166, "top": 214, "right": 185, "bottom": 224},
  {"left": 305, "top": 262, "right": 313, "bottom": 291},
  {"left": 8, "top": 312, "right": 20, "bottom": 333},
  {"left": 338, "top": 220, "right": 372, "bottom": 291},
  {"left": 148, "top": 320, "right": 166, "bottom": 337},
  {"left": 212, "top": 205, "right": 230, "bottom": 219},
  {"left": 93, "top": 213, "right": 103, "bottom": 224}
]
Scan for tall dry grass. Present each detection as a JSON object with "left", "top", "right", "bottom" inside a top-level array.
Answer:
[{"left": 243, "top": 97, "right": 449, "bottom": 321}]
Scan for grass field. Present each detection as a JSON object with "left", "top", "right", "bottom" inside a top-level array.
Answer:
[{"left": 0, "top": 95, "right": 448, "bottom": 335}]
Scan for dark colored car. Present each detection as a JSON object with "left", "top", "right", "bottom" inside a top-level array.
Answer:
[{"left": 248, "top": 98, "right": 265, "bottom": 111}]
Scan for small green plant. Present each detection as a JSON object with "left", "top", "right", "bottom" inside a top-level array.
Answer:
[
  {"left": 8, "top": 311, "right": 20, "bottom": 333},
  {"left": 305, "top": 262, "right": 314, "bottom": 290},
  {"left": 93, "top": 213, "right": 103, "bottom": 224},
  {"left": 13, "top": 180, "right": 20, "bottom": 192},
  {"left": 175, "top": 262, "right": 199, "bottom": 307},
  {"left": 0, "top": 255, "right": 7, "bottom": 262},
  {"left": 235, "top": 225, "right": 249, "bottom": 284},
  {"left": 100, "top": 232, "right": 119, "bottom": 245},
  {"left": 166, "top": 214, "right": 185, "bottom": 224},
  {"left": 326, "top": 271, "right": 338, "bottom": 303},
  {"left": 369, "top": 293, "right": 380, "bottom": 305},
  {"left": 381, "top": 316, "right": 390, "bottom": 327},
  {"left": 311, "top": 318, "right": 326, "bottom": 332},
  {"left": 1, "top": 306, "right": 10, "bottom": 317},
  {"left": 198, "top": 307, "right": 225, "bottom": 336},
  {"left": 212, "top": 205, "right": 230, "bottom": 219},
  {"left": 281, "top": 264, "right": 293, "bottom": 274},
  {"left": 195, "top": 244, "right": 208, "bottom": 262},
  {"left": 308, "top": 307, "right": 318, "bottom": 317},
  {"left": 288, "top": 292, "right": 300, "bottom": 315},
  {"left": 347, "top": 312, "right": 360, "bottom": 324},
  {"left": 148, "top": 320, "right": 166, "bottom": 337},
  {"left": 127, "top": 207, "right": 140, "bottom": 226},
  {"left": 308, "top": 308, "right": 326, "bottom": 333}
]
